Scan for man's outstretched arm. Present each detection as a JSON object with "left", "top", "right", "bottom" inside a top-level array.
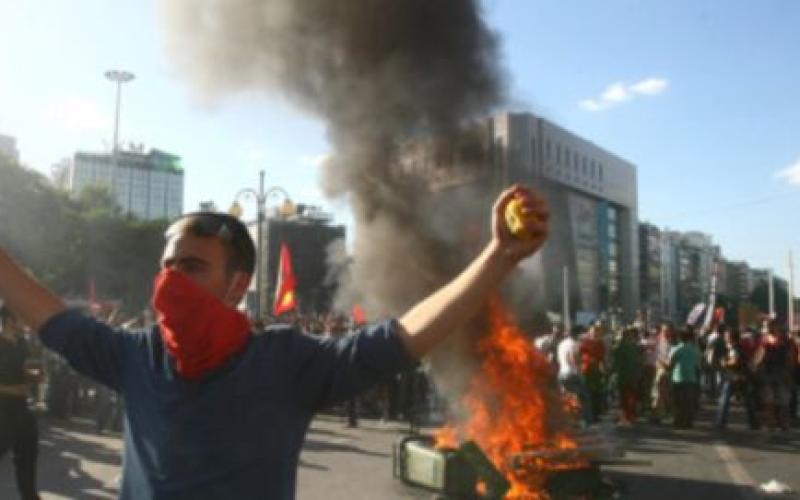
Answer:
[
  {"left": 398, "top": 185, "right": 549, "bottom": 359},
  {"left": 0, "top": 247, "right": 66, "bottom": 332}
]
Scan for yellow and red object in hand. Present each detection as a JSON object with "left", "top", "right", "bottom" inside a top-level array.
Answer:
[{"left": 504, "top": 194, "right": 541, "bottom": 241}]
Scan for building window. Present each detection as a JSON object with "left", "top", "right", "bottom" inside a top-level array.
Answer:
[
  {"left": 546, "top": 140, "right": 551, "bottom": 159},
  {"left": 556, "top": 144, "right": 561, "bottom": 164},
  {"left": 582, "top": 157, "right": 588, "bottom": 176},
  {"left": 599, "top": 164, "right": 604, "bottom": 182}
]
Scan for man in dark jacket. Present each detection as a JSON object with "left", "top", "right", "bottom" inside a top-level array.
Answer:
[{"left": 0, "top": 185, "right": 548, "bottom": 500}]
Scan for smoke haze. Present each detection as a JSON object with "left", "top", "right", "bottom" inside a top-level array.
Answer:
[{"left": 159, "top": 0, "right": 506, "bottom": 404}]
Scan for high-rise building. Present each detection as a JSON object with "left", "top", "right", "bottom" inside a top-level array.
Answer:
[
  {"left": 402, "top": 111, "right": 640, "bottom": 326},
  {"left": 639, "top": 223, "right": 662, "bottom": 326},
  {"left": 0, "top": 134, "right": 19, "bottom": 163},
  {"left": 68, "top": 148, "right": 184, "bottom": 220},
  {"left": 247, "top": 208, "right": 346, "bottom": 317},
  {"left": 725, "top": 260, "right": 751, "bottom": 303},
  {"left": 660, "top": 231, "right": 681, "bottom": 323},
  {"left": 658, "top": 230, "right": 721, "bottom": 323}
]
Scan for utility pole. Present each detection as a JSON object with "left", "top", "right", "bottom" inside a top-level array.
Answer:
[
  {"left": 789, "top": 251, "right": 795, "bottom": 331},
  {"left": 230, "top": 172, "right": 292, "bottom": 321},
  {"left": 104, "top": 70, "right": 135, "bottom": 191},
  {"left": 563, "top": 266, "right": 571, "bottom": 333},
  {"left": 768, "top": 268, "right": 775, "bottom": 319}
]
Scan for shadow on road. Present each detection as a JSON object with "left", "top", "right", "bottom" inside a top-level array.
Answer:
[
  {"left": 609, "top": 470, "right": 760, "bottom": 499},
  {"left": 0, "top": 415, "right": 121, "bottom": 500},
  {"left": 301, "top": 438, "right": 390, "bottom": 458}
]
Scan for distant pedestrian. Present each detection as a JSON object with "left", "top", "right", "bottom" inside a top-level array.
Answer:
[
  {"left": 638, "top": 328, "right": 657, "bottom": 416},
  {"left": 790, "top": 331, "right": 800, "bottom": 426},
  {"left": 651, "top": 323, "right": 676, "bottom": 423},
  {"left": 580, "top": 324, "right": 606, "bottom": 422},
  {"left": 558, "top": 327, "right": 592, "bottom": 426},
  {"left": 613, "top": 328, "right": 642, "bottom": 426},
  {"left": 669, "top": 329, "right": 701, "bottom": 429},
  {"left": 752, "top": 320, "right": 793, "bottom": 431},
  {"left": 714, "top": 328, "right": 758, "bottom": 430},
  {"left": 0, "top": 306, "right": 41, "bottom": 500}
]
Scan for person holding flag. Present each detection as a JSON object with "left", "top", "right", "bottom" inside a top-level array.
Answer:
[{"left": 0, "top": 185, "right": 548, "bottom": 500}]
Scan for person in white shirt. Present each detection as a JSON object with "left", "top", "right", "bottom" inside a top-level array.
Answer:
[{"left": 557, "top": 327, "right": 592, "bottom": 425}]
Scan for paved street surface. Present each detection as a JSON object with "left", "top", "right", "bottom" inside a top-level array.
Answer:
[{"left": 1, "top": 405, "right": 798, "bottom": 499}]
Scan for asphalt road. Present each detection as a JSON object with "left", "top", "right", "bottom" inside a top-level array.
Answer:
[{"left": 1, "top": 405, "right": 798, "bottom": 500}]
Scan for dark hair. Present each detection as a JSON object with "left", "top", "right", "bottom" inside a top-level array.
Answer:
[
  {"left": 680, "top": 328, "right": 695, "bottom": 343},
  {"left": 166, "top": 212, "right": 256, "bottom": 274}
]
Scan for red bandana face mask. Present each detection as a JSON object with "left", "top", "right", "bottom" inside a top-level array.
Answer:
[{"left": 151, "top": 269, "right": 251, "bottom": 380}]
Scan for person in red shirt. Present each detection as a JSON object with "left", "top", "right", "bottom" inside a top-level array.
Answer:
[
  {"left": 752, "top": 320, "right": 793, "bottom": 431},
  {"left": 580, "top": 324, "right": 606, "bottom": 423}
]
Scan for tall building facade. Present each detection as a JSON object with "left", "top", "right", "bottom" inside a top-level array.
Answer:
[
  {"left": 725, "top": 261, "right": 752, "bottom": 303},
  {"left": 0, "top": 134, "right": 19, "bottom": 163},
  {"left": 639, "top": 223, "right": 663, "bottom": 325},
  {"left": 491, "top": 112, "right": 640, "bottom": 324},
  {"left": 69, "top": 148, "right": 184, "bottom": 220},
  {"left": 402, "top": 111, "right": 639, "bottom": 326},
  {"left": 247, "top": 210, "right": 346, "bottom": 317},
  {"left": 658, "top": 230, "right": 721, "bottom": 323}
]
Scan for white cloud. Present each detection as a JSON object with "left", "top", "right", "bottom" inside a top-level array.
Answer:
[
  {"left": 775, "top": 157, "right": 800, "bottom": 185},
  {"left": 579, "top": 77, "right": 669, "bottom": 112},
  {"left": 601, "top": 82, "right": 631, "bottom": 103},
  {"left": 629, "top": 78, "right": 669, "bottom": 96}
]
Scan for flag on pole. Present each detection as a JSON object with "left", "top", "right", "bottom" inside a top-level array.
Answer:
[
  {"left": 88, "top": 278, "right": 101, "bottom": 314},
  {"left": 687, "top": 302, "right": 706, "bottom": 326},
  {"left": 351, "top": 304, "right": 366, "bottom": 326},
  {"left": 273, "top": 243, "right": 297, "bottom": 316}
]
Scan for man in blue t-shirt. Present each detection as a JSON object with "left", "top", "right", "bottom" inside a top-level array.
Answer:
[{"left": 0, "top": 186, "right": 549, "bottom": 499}]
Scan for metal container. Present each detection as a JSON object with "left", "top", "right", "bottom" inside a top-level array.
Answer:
[{"left": 393, "top": 436, "right": 478, "bottom": 497}]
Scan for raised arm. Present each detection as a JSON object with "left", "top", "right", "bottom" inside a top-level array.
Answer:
[
  {"left": 397, "top": 185, "right": 549, "bottom": 359},
  {"left": 0, "top": 247, "right": 66, "bottom": 332}
]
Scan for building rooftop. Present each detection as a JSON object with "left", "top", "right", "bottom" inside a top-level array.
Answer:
[{"left": 75, "top": 148, "right": 183, "bottom": 173}]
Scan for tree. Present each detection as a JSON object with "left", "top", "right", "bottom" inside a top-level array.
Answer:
[{"left": 0, "top": 156, "right": 170, "bottom": 315}]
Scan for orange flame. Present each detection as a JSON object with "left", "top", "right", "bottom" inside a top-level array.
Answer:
[
  {"left": 434, "top": 299, "right": 581, "bottom": 499},
  {"left": 434, "top": 424, "right": 459, "bottom": 449}
]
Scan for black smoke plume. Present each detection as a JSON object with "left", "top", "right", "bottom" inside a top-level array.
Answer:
[{"left": 159, "top": 0, "right": 506, "bottom": 401}]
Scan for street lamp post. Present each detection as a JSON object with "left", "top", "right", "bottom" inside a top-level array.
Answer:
[
  {"left": 230, "top": 170, "right": 292, "bottom": 321},
  {"left": 105, "top": 70, "right": 135, "bottom": 154},
  {"left": 104, "top": 70, "right": 135, "bottom": 188}
]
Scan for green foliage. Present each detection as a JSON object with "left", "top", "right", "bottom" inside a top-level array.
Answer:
[{"left": 0, "top": 155, "right": 169, "bottom": 314}]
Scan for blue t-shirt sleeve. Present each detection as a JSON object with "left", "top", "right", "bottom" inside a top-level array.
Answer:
[
  {"left": 38, "top": 309, "right": 135, "bottom": 392},
  {"left": 287, "top": 319, "right": 418, "bottom": 411}
]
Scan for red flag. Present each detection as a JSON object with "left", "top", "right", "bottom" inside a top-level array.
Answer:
[
  {"left": 351, "top": 304, "right": 366, "bottom": 326},
  {"left": 273, "top": 243, "right": 297, "bottom": 316},
  {"left": 88, "top": 278, "right": 101, "bottom": 314},
  {"left": 712, "top": 307, "right": 725, "bottom": 326}
]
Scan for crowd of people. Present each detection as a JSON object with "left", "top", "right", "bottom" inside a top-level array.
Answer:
[{"left": 538, "top": 318, "right": 800, "bottom": 432}]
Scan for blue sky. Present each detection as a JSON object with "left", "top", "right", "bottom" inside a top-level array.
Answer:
[{"left": 1, "top": 1, "right": 799, "bottom": 279}]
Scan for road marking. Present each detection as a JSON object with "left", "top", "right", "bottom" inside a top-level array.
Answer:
[{"left": 713, "top": 443, "right": 760, "bottom": 500}]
